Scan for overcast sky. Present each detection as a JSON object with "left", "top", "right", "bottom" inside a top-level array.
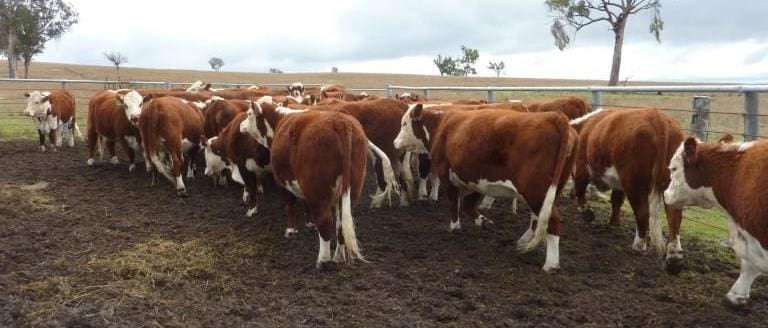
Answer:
[{"left": 35, "top": 0, "right": 768, "bottom": 83}]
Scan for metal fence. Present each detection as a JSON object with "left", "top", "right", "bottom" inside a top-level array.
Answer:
[
  {"left": 387, "top": 84, "right": 768, "bottom": 141},
  {"left": 1, "top": 78, "right": 767, "bottom": 143}
]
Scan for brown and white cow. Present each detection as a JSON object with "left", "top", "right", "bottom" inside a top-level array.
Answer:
[
  {"left": 526, "top": 96, "right": 592, "bottom": 120},
  {"left": 287, "top": 82, "right": 305, "bottom": 100},
  {"left": 24, "top": 90, "right": 79, "bottom": 151},
  {"left": 394, "top": 104, "right": 576, "bottom": 272},
  {"left": 203, "top": 111, "right": 271, "bottom": 216},
  {"left": 203, "top": 96, "right": 249, "bottom": 138},
  {"left": 664, "top": 136, "right": 768, "bottom": 306},
  {"left": 395, "top": 92, "right": 426, "bottom": 103},
  {"left": 86, "top": 90, "right": 143, "bottom": 170},
  {"left": 242, "top": 102, "right": 396, "bottom": 268},
  {"left": 138, "top": 96, "right": 205, "bottom": 197},
  {"left": 186, "top": 80, "right": 213, "bottom": 92},
  {"left": 570, "top": 108, "right": 685, "bottom": 272}
]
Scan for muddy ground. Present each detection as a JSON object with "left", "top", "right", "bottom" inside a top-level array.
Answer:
[{"left": 0, "top": 139, "right": 766, "bottom": 327}]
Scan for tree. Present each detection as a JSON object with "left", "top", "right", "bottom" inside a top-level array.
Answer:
[
  {"left": 104, "top": 51, "right": 127, "bottom": 80},
  {"left": 433, "top": 46, "right": 479, "bottom": 77},
  {"left": 433, "top": 54, "right": 456, "bottom": 76},
  {"left": 0, "top": 1, "right": 25, "bottom": 78},
  {"left": 15, "top": 0, "right": 78, "bottom": 78},
  {"left": 208, "top": 56, "right": 223, "bottom": 72},
  {"left": 488, "top": 61, "right": 505, "bottom": 77},
  {"left": 457, "top": 45, "right": 479, "bottom": 77},
  {"left": 331, "top": 66, "right": 338, "bottom": 73},
  {"left": 268, "top": 67, "right": 283, "bottom": 73},
  {"left": 546, "top": 0, "right": 663, "bottom": 86}
]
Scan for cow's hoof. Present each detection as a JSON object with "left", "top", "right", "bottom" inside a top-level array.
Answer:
[
  {"left": 305, "top": 222, "right": 316, "bottom": 229},
  {"left": 543, "top": 264, "right": 560, "bottom": 274},
  {"left": 665, "top": 257, "right": 685, "bottom": 276},
  {"left": 449, "top": 221, "right": 461, "bottom": 232},
  {"left": 284, "top": 228, "right": 299, "bottom": 238},
  {"left": 86, "top": 158, "right": 95, "bottom": 166},
  {"left": 109, "top": 156, "right": 119, "bottom": 164},
  {"left": 475, "top": 215, "right": 495, "bottom": 229},
  {"left": 177, "top": 189, "right": 188, "bottom": 198},
  {"left": 246, "top": 206, "right": 258, "bottom": 217},
  {"left": 724, "top": 293, "right": 751, "bottom": 310},
  {"left": 316, "top": 261, "right": 338, "bottom": 272},
  {"left": 580, "top": 208, "right": 595, "bottom": 222},
  {"left": 128, "top": 164, "right": 136, "bottom": 172}
]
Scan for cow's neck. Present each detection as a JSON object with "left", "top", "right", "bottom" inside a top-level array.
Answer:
[
  {"left": 695, "top": 144, "right": 741, "bottom": 211},
  {"left": 422, "top": 110, "right": 445, "bottom": 144}
]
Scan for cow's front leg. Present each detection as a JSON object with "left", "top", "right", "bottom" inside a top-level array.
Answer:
[
  {"left": 446, "top": 183, "right": 461, "bottom": 232},
  {"left": 37, "top": 130, "right": 46, "bottom": 152},
  {"left": 283, "top": 191, "right": 299, "bottom": 238}
]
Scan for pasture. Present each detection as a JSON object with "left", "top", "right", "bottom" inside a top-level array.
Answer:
[{"left": 1, "top": 61, "right": 767, "bottom": 326}]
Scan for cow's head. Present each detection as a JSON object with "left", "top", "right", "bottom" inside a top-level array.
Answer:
[
  {"left": 664, "top": 137, "right": 719, "bottom": 209},
  {"left": 116, "top": 90, "right": 145, "bottom": 126},
  {"left": 394, "top": 103, "right": 429, "bottom": 154},
  {"left": 201, "top": 136, "right": 228, "bottom": 177},
  {"left": 288, "top": 82, "right": 304, "bottom": 99},
  {"left": 24, "top": 91, "right": 52, "bottom": 117},
  {"left": 241, "top": 101, "right": 273, "bottom": 148},
  {"left": 186, "top": 80, "right": 209, "bottom": 92}
]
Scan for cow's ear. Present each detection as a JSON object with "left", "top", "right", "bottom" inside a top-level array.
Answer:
[
  {"left": 683, "top": 137, "right": 698, "bottom": 165},
  {"left": 410, "top": 104, "right": 424, "bottom": 121},
  {"left": 40, "top": 95, "right": 50, "bottom": 103},
  {"left": 142, "top": 94, "right": 154, "bottom": 104},
  {"left": 24, "top": 92, "right": 30, "bottom": 98},
  {"left": 718, "top": 134, "right": 734, "bottom": 144},
  {"left": 203, "top": 83, "right": 212, "bottom": 91}
]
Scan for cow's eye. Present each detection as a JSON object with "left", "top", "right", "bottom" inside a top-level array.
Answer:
[{"left": 670, "top": 167, "right": 677, "bottom": 172}]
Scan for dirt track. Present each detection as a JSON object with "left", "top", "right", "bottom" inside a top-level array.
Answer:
[{"left": 1, "top": 139, "right": 767, "bottom": 327}]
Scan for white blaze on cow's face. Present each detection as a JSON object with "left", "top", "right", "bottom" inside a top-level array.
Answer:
[
  {"left": 121, "top": 90, "right": 144, "bottom": 126},
  {"left": 394, "top": 103, "right": 429, "bottom": 154},
  {"left": 24, "top": 91, "right": 51, "bottom": 117},
  {"left": 664, "top": 138, "right": 719, "bottom": 209},
  {"left": 243, "top": 105, "right": 271, "bottom": 148}
]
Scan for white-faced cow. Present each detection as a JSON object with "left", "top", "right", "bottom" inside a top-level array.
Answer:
[
  {"left": 242, "top": 102, "right": 397, "bottom": 268},
  {"left": 394, "top": 104, "right": 576, "bottom": 272},
  {"left": 203, "top": 111, "right": 270, "bottom": 216},
  {"left": 665, "top": 136, "right": 768, "bottom": 306},
  {"left": 571, "top": 108, "right": 685, "bottom": 273},
  {"left": 138, "top": 96, "right": 205, "bottom": 197},
  {"left": 287, "top": 82, "right": 305, "bottom": 102},
  {"left": 24, "top": 90, "right": 79, "bottom": 151},
  {"left": 86, "top": 90, "right": 142, "bottom": 170}
]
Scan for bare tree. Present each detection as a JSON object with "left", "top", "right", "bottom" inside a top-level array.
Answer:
[
  {"left": 208, "top": 56, "right": 224, "bottom": 72},
  {"left": 488, "top": 61, "right": 505, "bottom": 77},
  {"left": 546, "top": 0, "right": 663, "bottom": 86},
  {"left": 104, "top": 51, "right": 127, "bottom": 80}
]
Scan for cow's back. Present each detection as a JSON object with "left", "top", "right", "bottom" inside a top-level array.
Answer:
[{"left": 50, "top": 89, "right": 76, "bottom": 122}]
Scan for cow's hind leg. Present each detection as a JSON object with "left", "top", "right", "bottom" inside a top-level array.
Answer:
[
  {"left": 462, "top": 192, "right": 493, "bottom": 227},
  {"left": 664, "top": 206, "right": 685, "bottom": 275},
  {"left": 38, "top": 130, "right": 46, "bottom": 152},
  {"left": 311, "top": 204, "right": 334, "bottom": 270},
  {"left": 609, "top": 190, "right": 625, "bottom": 226},
  {"left": 283, "top": 191, "right": 299, "bottom": 238},
  {"left": 446, "top": 182, "right": 461, "bottom": 232},
  {"left": 726, "top": 259, "right": 762, "bottom": 306},
  {"left": 626, "top": 191, "right": 651, "bottom": 252},
  {"left": 107, "top": 139, "right": 118, "bottom": 164}
]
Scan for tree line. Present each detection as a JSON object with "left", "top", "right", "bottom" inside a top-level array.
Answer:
[{"left": 0, "top": 0, "right": 78, "bottom": 78}]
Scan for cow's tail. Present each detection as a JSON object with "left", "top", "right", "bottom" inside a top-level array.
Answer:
[
  {"left": 647, "top": 109, "right": 668, "bottom": 255},
  {"left": 519, "top": 113, "right": 575, "bottom": 252},
  {"left": 339, "top": 125, "right": 365, "bottom": 263},
  {"left": 368, "top": 141, "right": 400, "bottom": 206}
]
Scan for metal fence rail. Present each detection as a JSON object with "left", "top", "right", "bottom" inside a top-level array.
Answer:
[{"left": 387, "top": 84, "right": 768, "bottom": 141}]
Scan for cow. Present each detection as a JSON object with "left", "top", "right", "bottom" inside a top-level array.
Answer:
[
  {"left": 526, "top": 97, "right": 592, "bottom": 120},
  {"left": 203, "top": 111, "right": 270, "bottom": 216},
  {"left": 138, "top": 96, "right": 205, "bottom": 197},
  {"left": 395, "top": 92, "right": 425, "bottom": 103},
  {"left": 242, "top": 102, "right": 397, "bottom": 268},
  {"left": 452, "top": 99, "right": 488, "bottom": 105},
  {"left": 570, "top": 108, "right": 685, "bottom": 272},
  {"left": 287, "top": 82, "right": 305, "bottom": 99},
  {"left": 664, "top": 136, "right": 768, "bottom": 306},
  {"left": 85, "top": 90, "right": 143, "bottom": 171},
  {"left": 394, "top": 104, "right": 576, "bottom": 272},
  {"left": 203, "top": 97, "right": 249, "bottom": 138},
  {"left": 320, "top": 84, "right": 346, "bottom": 94},
  {"left": 24, "top": 90, "right": 79, "bottom": 151}
]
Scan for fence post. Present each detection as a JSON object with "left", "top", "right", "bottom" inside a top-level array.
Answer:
[
  {"left": 487, "top": 89, "right": 496, "bottom": 103},
  {"left": 691, "top": 96, "right": 710, "bottom": 141},
  {"left": 744, "top": 91, "right": 760, "bottom": 141},
  {"left": 61, "top": 81, "right": 68, "bottom": 89},
  {"left": 386, "top": 84, "right": 393, "bottom": 98},
  {"left": 591, "top": 90, "right": 602, "bottom": 110},
  {"left": 164, "top": 81, "right": 171, "bottom": 90},
  {"left": 423, "top": 89, "right": 431, "bottom": 100}
]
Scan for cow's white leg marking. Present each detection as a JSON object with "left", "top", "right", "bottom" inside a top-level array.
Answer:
[
  {"left": 726, "top": 259, "right": 762, "bottom": 305},
  {"left": 246, "top": 205, "right": 258, "bottom": 217},
  {"left": 519, "top": 213, "right": 536, "bottom": 245},
  {"left": 110, "top": 155, "right": 119, "bottom": 164},
  {"left": 284, "top": 228, "right": 298, "bottom": 238},
  {"left": 511, "top": 197, "right": 518, "bottom": 214},
  {"left": 87, "top": 158, "right": 95, "bottom": 166},
  {"left": 55, "top": 125, "right": 63, "bottom": 147},
  {"left": 429, "top": 174, "right": 440, "bottom": 202},
  {"left": 479, "top": 196, "right": 495, "bottom": 210},
  {"left": 333, "top": 203, "right": 346, "bottom": 263},
  {"left": 316, "top": 232, "right": 333, "bottom": 268},
  {"left": 370, "top": 186, "right": 384, "bottom": 209},
  {"left": 418, "top": 178, "right": 428, "bottom": 200},
  {"left": 128, "top": 163, "right": 136, "bottom": 172},
  {"left": 242, "top": 189, "right": 250, "bottom": 204},
  {"left": 449, "top": 195, "right": 461, "bottom": 231},
  {"left": 666, "top": 235, "right": 683, "bottom": 261},
  {"left": 632, "top": 229, "right": 648, "bottom": 252},
  {"left": 543, "top": 234, "right": 561, "bottom": 272}
]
